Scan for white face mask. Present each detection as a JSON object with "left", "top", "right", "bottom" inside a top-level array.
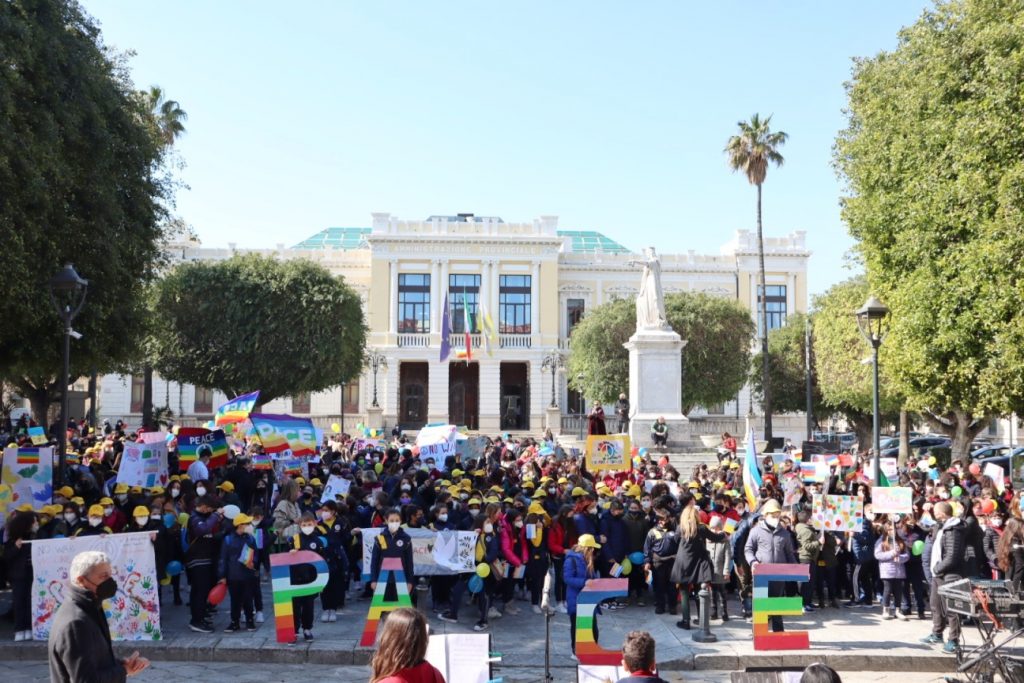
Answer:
[
  {"left": 641, "top": 501, "right": 651, "bottom": 510},
  {"left": 104, "top": 507, "right": 114, "bottom": 516},
  {"left": 387, "top": 522, "right": 401, "bottom": 533},
  {"left": 88, "top": 517, "right": 103, "bottom": 527},
  {"left": 991, "top": 518, "right": 1003, "bottom": 529},
  {"left": 765, "top": 516, "right": 779, "bottom": 529},
  {"left": 240, "top": 525, "right": 253, "bottom": 535},
  {"left": 484, "top": 523, "right": 494, "bottom": 534},
  {"left": 116, "top": 494, "right": 128, "bottom": 502},
  {"left": 135, "top": 517, "right": 149, "bottom": 527},
  {"left": 301, "top": 526, "right": 316, "bottom": 535},
  {"left": 459, "top": 493, "right": 469, "bottom": 500},
  {"left": 469, "top": 509, "right": 480, "bottom": 517},
  {"left": 401, "top": 484, "right": 411, "bottom": 491},
  {"left": 196, "top": 487, "right": 207, "bottom": 496},
  {"left": 64, "top": 513, "right": 77, "bottom": 523},
  {"left": 171, "top": 488, "right": 181, "bottom": 498},
  {"left": 150, "top": 514, "right": 161, "bottom": 521},
  {"left": 514, "top": 520, "right": 524, "bottom": 529},
  {"left": 437, "top": 514, "right": 448, "bottom": 522}
]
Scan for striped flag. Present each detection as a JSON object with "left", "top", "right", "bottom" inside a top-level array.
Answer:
[
  {"left": 439, "top": 293, "right": 451, "bottom": 362},
  {"left": 238, "top": 544, "right": 256, "bottom": 570},
  {"left": 742, "top": 428, "right": 763, "bottom": 511},
  {"left": 462, "top": 291, "right": 473, "bottom": 362},
  {"left": 479, "top": 303, "right": 497, "bottom": 357}
]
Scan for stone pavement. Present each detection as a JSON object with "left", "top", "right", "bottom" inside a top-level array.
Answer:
[{"left": 0, "top": 580, "right": 980, "bottom": 674}]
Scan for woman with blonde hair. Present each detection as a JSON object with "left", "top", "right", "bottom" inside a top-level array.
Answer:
[
  {"left": 369, "top": 607, "right": 444, "bottom": 683},
  {"left": 671, "top": 502, "right": 725, "bottom": 629}
]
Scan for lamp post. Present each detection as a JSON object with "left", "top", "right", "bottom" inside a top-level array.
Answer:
[
  {"left": 365, "top": 350, "right": 388, "bottom": 408},
  {"left": 855, "top": 295, "right": 890, "bottom": 487},
  {"left": 576, "top": 373, "right": 586, "bottom": 441},
  {"left": 541, "top": 352, "right": 565, "bottom": 409},
  {"left": 340, "top": 381, "right": 347, "bottom": 434},
  {"left": 49, "top": 264, "right": 88, "bottom": 487}
]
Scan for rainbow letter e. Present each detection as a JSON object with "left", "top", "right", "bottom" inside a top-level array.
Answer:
[
  {"left": 359, "top": 557, "right": 414, "bottom": 647},
  {"left": 270, "top": 551, "right": 329, "bottom": 643},
  {"left": 752, "top": 562, "right": 810, "bottom": 650},
  {"left": 575, "top": 578, "right": 628, "bottom": 665}
]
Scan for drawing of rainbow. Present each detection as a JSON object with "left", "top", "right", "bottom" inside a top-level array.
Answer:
[
  {"left": 359, "top": 557, "right": 413, "bottom": 647},
  {"left": 574, "top": 578, "right": 627, "bottom": 665},
  {"left": 752, "top": 563, "right": 810, "bottom": 650},
  {"left": 269, "top": 550, "right": 328, "bottom": 643}
]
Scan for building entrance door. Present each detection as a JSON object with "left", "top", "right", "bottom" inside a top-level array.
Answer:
[
  {"left": 448, "top": 362, "right": 479, "bottom": 430},
  {"left": 499, "top": 362, "right": 529, "bottom": 432},
  {"left": 399, "top": 362, "right": 429, "bottom": 430}
]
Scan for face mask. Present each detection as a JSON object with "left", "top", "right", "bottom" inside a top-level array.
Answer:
[
  {"left": 104, "top": 507, "right": 114, "bottom": 516},
  {"left": 253, "top": 518, "right": 263, "bottom": 527},
  {"left": 134, "top": 516, "right": 149, "bottom": 527},
  {"left": 484, "top": 523, "right": 494, "bottom": 534},
  {"left": 150, "top": 514, "right": 161, "bottom": 521},
  {"left": 438, "top": 514, "right": 448, "bottom": 522},
  {"left": 400, "top": 496, "right": 411, "bottom": 504},
  {"left": 401, "top": 484, "right": 411, "bottom": 491},
  {"left": 196, "top": 487, "right": 207, "bottom": 496},
  {"left": 589, "top": 506, "right": 597, "bottom": 514},
  {"left": 765, "top": 516, "right": 779, "bottom": 529},
  {"left": 629, "top": 509, "right": 642, "bottom": 516},
  {"left": 300, "top": 526, "right": 316, "bottom": 535},
  {"left": 171, "top": 488, "right": 180, "bottom": 498},
  {"left": 65, "top": 513, "right": 77, "bottom": 523},
  {"left": 992, "top": 518, "right": 1003, "bottom": 528},
  {"left": 321, "top": 512, "right": 334, "bottom": 522},
  {"left": 240, "top": 525, "right": 253, "bottom": 535},
  {"left": 459, "top": 493, "right": 469, "bottom": 500},
  {"left": 865, "top": 512, "right": 875, "bottom": 521},
  {"left": 940, "top": 492, "right": 950, "bottom": 500},
  {"left": 548, "top": 487, "right": 557, "bottom": 494},
  {"left": 736, "top": 507, "right": 746, "bottom": 516},
  {"left": 89, "top": 517, "right": 103, "bottom": 527},
  {"left": 514, "top": 520, "right": 524, "bottom": 528},
  {"left": 641, "top": 501, "right": 651, "bottom": 510},
  {"left": 116, "top": 494, "right": 128, "bottom": 503},
  {"left": 163, "top": 513, "right": 176, "bottom": 529},
  {"left": 387, "top": 522, "right": 401, "bottom": 533},
  {"left": 31, "top": 522, "right": 40, "bottom": 533},
  {"left": 92, "top": 577, "right": 118, "bottom": 601},
  {"left": 469, "top": 509, "right": 480, "bottom": 517}
]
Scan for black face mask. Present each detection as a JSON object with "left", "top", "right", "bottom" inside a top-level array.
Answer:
[{"left": 90, "top": 577, "right": 117, "bottom": 601}]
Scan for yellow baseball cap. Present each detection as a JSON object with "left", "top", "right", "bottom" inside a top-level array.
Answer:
[
  {"left": 310, "top": 478, "right": 322, "bottom": 487},
  {"left": 71, "top": 496, "right": 85, "bottom": 506},
  {"left": 467, "top": 498, "right": 482, "bottom": 506},
  {"left": 132, "top": 506, "right": 150, "bottom": 517},
  {"left": 577, "top": 533, "right": 601, "bottom": 549},
  {"left": 99, "top": 497, "right": 114, "bottom": 506},
  {"left": 233, "top": 513, "right": 254, "bottom": 527},
  {"left": 217, "top": 481, "right": 235, "bottom": 492},
  {"left": 16, "top": 503, "right": 33, "bottom": 513},
  {"left": 87, "top": 504, "right": 104, "bottom": 517},
  {"left": 56, "top": 486, "right": 74, "bottom": 498},
  {"left": 571, "top": 487, "right": 587, "bottom": 497},
  {"left": 114, "top": 483, "right": 129, "bottom": 494},
  {"left": 532, "top": 489, "right": 547, "bottom": 499}
]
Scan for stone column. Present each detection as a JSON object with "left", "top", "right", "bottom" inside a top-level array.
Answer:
[
  {"left": 388, "top": 260, "right": 398, "bottom": 337},
  {"left": 530, "top": 261, "right": 540, "bottom": 340},
  {"left": 430, "top": 260, "right": 440, "bottom": 340}
]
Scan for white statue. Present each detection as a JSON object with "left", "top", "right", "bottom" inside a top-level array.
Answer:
[{"left": 628, "top": 247, "right": 669, "bottom": 331}]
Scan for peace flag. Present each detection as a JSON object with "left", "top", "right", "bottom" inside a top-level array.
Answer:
[
  {"left": 176, "top": 427, "right": 229, "bottom": 471},
  {"left": 462, "top": 291, "right": 473, "bottom": 362},
  {"left": 215, "top": 391, "right": 260, "bottom": 427},
  {"left": 248, "top": 414, "right": 317, "bottom": 457},
  {"left": 239, "top": 544, "right": 256, "bottom": 570},
  {"left": 742, "top": 428, "right": 763, "bottom": 511},
  {"left": 16, "top": 449, "right": 40, "bottom": 465}
]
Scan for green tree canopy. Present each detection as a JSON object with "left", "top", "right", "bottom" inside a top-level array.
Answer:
[
  {"left": 152, "top": 254, "right": 367, "bottom": 404},
  {"left": 567, "top": 292, "right": 754, "bottom": 413},
  {"left": 0, "top": 0, "right": 172, "bottom": 420},
  {"left": 834, "top": 0, "right": 1024, "bottom": 456},
  {"left": 749, "top": 313, "right": 826, "bottom": 420}
]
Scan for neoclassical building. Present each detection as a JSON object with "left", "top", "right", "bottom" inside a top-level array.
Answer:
[{"left": 98, "top": 212, "right": 811, "bottom": 438}]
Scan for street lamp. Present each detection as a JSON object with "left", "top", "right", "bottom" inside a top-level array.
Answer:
[
  {"left": 365, "top": 350, "right": 388, "bottom": 408},
  {"left": 49, "top": 264, "right": 88, "bottom": 486},
  {"left": 541, "top": 352, "right": 565, "bottom": 409},
  {"left": 576, "top": 373, "right": 586, "bottom": 441},
  {"left": 855, "top": 295, "right": 890, "bottom": 487}
]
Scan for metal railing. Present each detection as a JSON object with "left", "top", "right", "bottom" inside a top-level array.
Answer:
[
  {"left": 500, "top": 334, "right": 532, "bottom": 349},
  {"left": 561, "top": 413, "right": 586, "bottom": 437},
  {"left": 448, "top": 333, "right": 482, "bottom": 349},
  {"left": 397, "top": 333, "right": 430, "bottom": 348}
]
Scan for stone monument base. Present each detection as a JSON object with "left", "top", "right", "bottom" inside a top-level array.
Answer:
[{"left": 624, "top": 327, "right": 688, "bottom": 449}]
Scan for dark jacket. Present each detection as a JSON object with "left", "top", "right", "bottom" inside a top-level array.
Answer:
[
  {"left": 850, "top": 525, "right": 876, "bottom": 564},
  {"left": 599, "top": 513, "right": 629, "bottom": 563},
  {"left": 671, "top": 525, "right": 725, "bottom": 585},
  {"left": 616, "top": 674, "right": 670, "bottom": 683},
  {"left": 931, "top": 517, "right": 967, "bottom": 579},
  {"left": 218, "top": 531, "right": 259, "bottom": 581},
  {"left": 369, "top": 527, "right": 415, "bottom": 582},
  {"left": 47, "top": 586, "right": 126, "bottom": 683},
  {"left": 643, "top": 526, "right": 679, "bottom": 568},
  {"left": 963, "top": 515, "right": 986, "bottom": 578},
  {"left": 622, "top": 512, "right": 651, "bottom": 554}
]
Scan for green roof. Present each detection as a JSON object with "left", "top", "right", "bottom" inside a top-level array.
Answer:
[
  {"left": 292, "top": 226, "right": 631, "bottom": 254},
  {"left": 557, "top": 230, "right": 632, "bottom": 254}
]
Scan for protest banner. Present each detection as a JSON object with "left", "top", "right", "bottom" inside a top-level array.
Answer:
[
  {"left": 360, "top": 557, "right": 414, "bottom": 647},
  {"left": 215, "top": 390, "right": 260, "bottom": 427},
  {"left": 320, "top": 474, "right": 351, "bottom": 504},
  {"left": 752, "top": 563, "right": 809, "bottom": 650},
  {"left": 575, "top": 578, "right": 627, "bottom": 665},
  {"left": 782, "top": 475, "right": 803, "bottom": 507},
  {"left": 455, "top": 435, "right": 489, "bottom": 463},
  {"left": 31, "top": 532, "right": 161, "bottom": 641},
  {"left": 871, "top": 486, "right": 914, "bottom": 514},
  {"left": 984, "top": 462, "right": 1006, "bottom": 493},
  {"left": 1, "top": 447, "right": 53, "bottom": 523},
  {"left": 28, "top": 426, "right": 48, "bottom": 446},
  {"left": 425, "top": 633, "right": 492, "bottom": 683},
  {"left": 359, "top": 527, "right": 476, "bottom": 581},
  {"left": 269, "top": 550, "right": 329, "bottom": 644},
  {"left": 176, "top": 427, "right": 229, "bottom": 470},
  {"left": 799, "top": 461, "right": 828, "bottom": 483},
  {"left": 116, "top": 441, "right": 169, "bottom": 489},
  {"left": 138, "top": 431, "right": 168, "bottom": 445},
  {"left": 585, "top": 434, "right": 630, "bottom": 472},
  {"left": 811, "top": 494, "right": 864, "bottom": 532},
  {"left": 249, "top": 413, "right": 317, "bottom": 457},
  {"left": 416, "top": 424, "right": 459, "bottom": 460}
]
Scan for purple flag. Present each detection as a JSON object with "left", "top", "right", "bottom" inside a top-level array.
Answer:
[{"left": 439, "top": 292, "right": 451, "bottom": 362}]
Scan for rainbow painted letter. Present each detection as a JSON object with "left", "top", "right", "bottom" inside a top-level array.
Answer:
[
  {"left": 575, "top": 578, "right": 627, "bottom": 665},
  {"left": 752, "top": 563, "right": 810, "bottom": 650},
  {"left": 359, "top": 557, "right": 413, "bottom": 647},
  {"left": 269, "top": 551, "right": 329, "bottom": 643}
]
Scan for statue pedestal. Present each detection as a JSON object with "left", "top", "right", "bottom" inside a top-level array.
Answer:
[
  {"left": 624, "top": 328, "right": 688, "bottom": 449},
  {"left": 366, "top": 406, "right": 384, "bottom": 432}
]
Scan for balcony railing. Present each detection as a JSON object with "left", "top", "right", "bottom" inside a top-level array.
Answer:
[
  {"left": 500, "top": 334, "right": 532, "bottom": 349},
  {"left": 397, "top": 333, "right": 430, "bottom": 348},
  {"left": 448, "top": 333, "right": 482, "bottom": 349}
]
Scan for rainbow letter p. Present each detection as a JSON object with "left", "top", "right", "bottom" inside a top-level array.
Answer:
[{"left": 270, "top": 551, "right": 329, "bottom": 643}]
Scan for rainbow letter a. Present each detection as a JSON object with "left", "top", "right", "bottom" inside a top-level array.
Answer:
[{"left": 359, "top": 557, "right": 413, "bottom": 647}]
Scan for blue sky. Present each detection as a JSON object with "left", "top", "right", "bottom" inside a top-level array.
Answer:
[{"left": 83, "top": 0, "right": 931, "bottom": 297}]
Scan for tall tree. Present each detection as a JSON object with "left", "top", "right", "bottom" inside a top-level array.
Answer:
[
  {"left": 725, "top": 114, "right": 788, "bottom": 443},
  {"left": 0, "top": 0, "right": 171, "bottom": 424},
  {"left": 567, "top": 292, "right": 754, "bottom": 412},
  {"left": 152, "top": 254, "right": 367, "bottom": 406},
  {"left": 834, "top": 0, "right": 1024, "bottom": 458}
]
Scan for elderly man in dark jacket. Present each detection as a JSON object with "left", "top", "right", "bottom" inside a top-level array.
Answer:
[
  {"left": 921, "top": 501, "right": 966, "bottom": 654},
  {"left": 744, "top": 499, "right": 797, "bottom": 632},
  {"left": 48, "top": 550, "right": 149, "bottom": 682}
]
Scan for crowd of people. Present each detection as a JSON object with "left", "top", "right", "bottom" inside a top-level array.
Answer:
[{"left": 3, "top": 413, "right": 1024, "bottom": 663}]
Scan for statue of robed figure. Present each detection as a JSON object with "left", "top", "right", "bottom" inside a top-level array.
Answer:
[{"left": 627, "top": 247, "right": 669, "bottom": 331}]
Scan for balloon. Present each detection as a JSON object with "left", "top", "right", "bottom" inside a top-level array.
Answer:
[
  {"left": 223, "top": 423, "right": 234, "bottom": 435},
  {"left": 621, "top": 558, "right": 632, "bottom": 576},
  {"left": 363, "top": 429, "right": 371, "bottom": 437},
  {"left": 631, "top": 446, "right": 639, "bottom": 457},
  {"left": 951, "top": 486, "right": 963, "bottom": 498},
  {"left": 476, "top": 563, "right": 491, "bottom": 578},
  {"left": 160, "top": 577, "right": 171, "bottom": 586},
  {"left": 178, "top": 512, "right": 190, "bottom": 528},
  {"left": 951, "top": 501, "right": 964, "bottom": 517},
  {"left": 912, "top": 540, "right": 925, "bottom": 556},
  {"left": 223, "top": 504, "right": 240, "bottom": 520},
  {"left": 629, "top": 551, "right": 645, "bottom": 565},
  {"left": 639, "top": 448, "right": 648, "bottom": 457},
  {"left": 468, "top": 575, "right": 484, "bottom": 594},
  {"left": 208, "top": 582, "right": 228, "bottom": 606},
  {"left": 166, "top": 560, "right": 184, "bottom": 576},
  {"left": 928, "top": 456, "right": 937, "bottom": 466},
  {"left": 982, "top": 499, "right": 997, "bottom": 515},
  {"left": 374, "top": 462, "right": 383, "bottom": 474},
  {"left": 331, "top": 423, "right": 341, "bottom": 434},
  {"left": 969, "top": 463, "right": 981, "bottom": 477},
  {"left": 165, "top": 433, "right": 174, "bottom": 443},
  {"left": 163, "top": 513, "right": 176, "bottom": 529}
]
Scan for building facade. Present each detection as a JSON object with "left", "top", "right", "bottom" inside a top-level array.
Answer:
[{"left": 98, "top": 212, "right": 811, "bottom": 437}]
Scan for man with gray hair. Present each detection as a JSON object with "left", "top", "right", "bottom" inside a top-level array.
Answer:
[{"left": 48, "top": 550, "right": 150, "bottom": 682}]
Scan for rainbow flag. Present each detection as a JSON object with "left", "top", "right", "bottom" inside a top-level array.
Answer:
[
  {"left": 239, "top": 544, "right": 256, "bottom": 570},
  {"left": 742, "top": 428, "right": 763, "bottom": 511},
  {"left": 254, "top": 528, "right": 265, "bottom": 550},
  {"left": 251, "top": 452, "right": 272, "bottom": 470},
  {"left": 215, "top": 390, "right": 260, "bottom": 427},
  {"left": 249, "top": 414, "right": 317, "bottom": 457},
  {"left": 176, "top": 427, "right": 229, "bottom": 471},
  {"left": 16, "top": 449, "right": 40, "bottom": 465}
]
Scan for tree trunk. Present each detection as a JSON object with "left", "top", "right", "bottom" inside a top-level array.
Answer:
[
  {"left": 898, "top": 410, "right": 910, "bottom": 466},
  {"left": 922, "top": 409, "right": 988, "bottom": 464},
  {"left": 847, "top": 413, "right": 873, "bottom": 455},
  {"left": 142, "top": 365, "right": 154, "bottom": 429},
  {"left": 756, "top": 182, "right": 772, "bottom": 443}
]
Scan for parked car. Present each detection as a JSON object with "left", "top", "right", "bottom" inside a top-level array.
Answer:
[
  {"left": 972, "top": 450, "right": 1024, "bottom": 478},
  {"left": 971, "top": 445, "right": 1012, "bottom": 460},
  {"left": 881, "top": 436, "right": 951, "bottom": 459}
]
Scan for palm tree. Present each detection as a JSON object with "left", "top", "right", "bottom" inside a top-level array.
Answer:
[{"left": 725, "top": 114, "right": 788, "bottom": 444}]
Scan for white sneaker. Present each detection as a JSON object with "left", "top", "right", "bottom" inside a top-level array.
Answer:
[
  {"left": 557, "top": 603, "right": 568, "bottom": 614},
  {"left": 329, "top": 610, "right": 338, "bottom": 622},
  {"left": 896, "top": 610, "right": 909, "bottom": 621},
  {"left": 532, "top": 605, "right": 542, "bottom": 614},
  {"left": 321, "top": 611, "right": 331, "bottom": 623},
  {"left": 505, "top": 604, "right": 520, "bottom": 615},
  {"left": 14, "top": 632, "right": 24, "bottom": 642},
  {"left": 488, "top": 607, "right": 503, "bottom": 619},
  {"left": 255, "top": 611, "right": 265, "bottom": 624}
]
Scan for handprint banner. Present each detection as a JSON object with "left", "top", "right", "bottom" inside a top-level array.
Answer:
[
  {"left": 1, "top": 446, "right": 53, "bottom": 525},
  {"left": 31, "top": 532, "right": 161, "bottom": 641}
]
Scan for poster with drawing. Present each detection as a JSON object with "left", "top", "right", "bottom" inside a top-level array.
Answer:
[
  {"left": 116, "top": 442, "right": 169, "bottom": 489},
  {"left": 1, "top": 447, "right": 53, "bottom": 524},
  {"left": 319, "top": 475, "right": 352, "bottom": 504},
  {"left": 871, "top": 487, "right": 913, "bottom": 514},
  {"left": 359, "top": 527, "right": 476, "bottom": 580},
  {"left": 811, "top": 494, "right": 864, "bottom": 532},
  {"left": 31, "top": 532, "right": 161, "bottom": 641},
  {"left": 585, "top": 434, "right": 630, "bottom": 472}
]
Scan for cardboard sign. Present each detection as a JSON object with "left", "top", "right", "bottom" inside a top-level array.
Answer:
[
  {"left": 269, "top": 550, "right": 329, "bottom": 643},
  {"left": 864, "top": 457, "right": 898, "bottom": 482},
  {"left": 359, "top": 557, "right": 413, "bottom": 647},
  {"left": 811, "top": 494, "right": 864, "bottom": 532},
  {"left": 116, "top": 442, "right": 169, "bottom": 489},
  {"left": 425, "top": 633, "right": 491, "bottom": 683},
  {"left": 983, "top": 462, "right": 1006, "bottom": 493},
  {"left": 871, "top": 486, "right": 913, "bottom": 514},
  {"left": 359, "top": 527, "right": 476, "bottom": 580},
  {"left": 1, "top": 447, "right": 53, "bottom": 523},
  {"left": 28, "top": 426, "right": 48, "bottom": 446},
  {"left": 416, "top": 424, "right": 459, "bottom": 460},
  {"left": 320, "top": 475, "right": 352, "bottom": 504},
  {"left": 585, "top": 434, "right": 630, "bottom": 472}
]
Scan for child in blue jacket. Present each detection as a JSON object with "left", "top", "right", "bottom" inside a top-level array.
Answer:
[
  {"left": 218, "top": 512, "right": 259, "bottom": 633},
  {"left": 564, "top": 533, "right": 602, "bottom": 660}
]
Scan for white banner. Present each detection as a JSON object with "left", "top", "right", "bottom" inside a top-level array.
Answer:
[
  {"left": 116, "top": 442, "right": 169, "bottom": 488},
  {"left": 415, "top": 425, "right": 459, "bottom": 460},
  {"left": 31, "top": 532, "right": 161, "bottom": 641},
  {"left": 359, "top": 527, "right": 477, "bottom": 580}
]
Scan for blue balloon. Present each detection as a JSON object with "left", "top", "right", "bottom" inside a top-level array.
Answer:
[
  {"left": 166, "top": 560, "right": 184, "bottom": 577},
  {"left": 639, "top": 448, "right": 648, "bottom": 457},
  {"left": 629, "top": 551, "right": 645, "bottom": 566},
  {"left": 163, "top": 513, "right": 176, "bottom": 529},
  {"left": 468, "top": 575, "right": 484, "bottom": 594}
]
